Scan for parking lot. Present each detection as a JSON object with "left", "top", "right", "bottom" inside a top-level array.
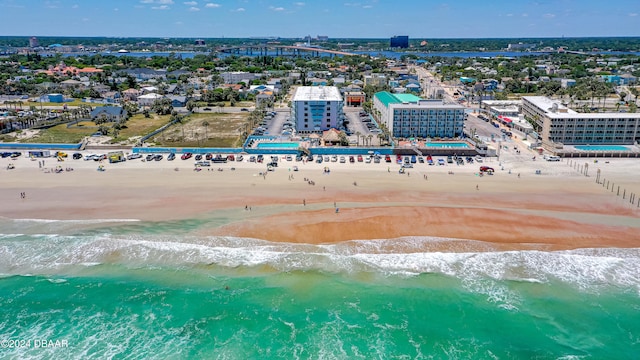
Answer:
[{"left": 343, "top": 107, "right": 382, "bottom": 146}]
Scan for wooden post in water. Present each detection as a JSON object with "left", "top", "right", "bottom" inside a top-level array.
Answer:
[{"left": 617, "top": 186, "right": 620, "bottom": 196}]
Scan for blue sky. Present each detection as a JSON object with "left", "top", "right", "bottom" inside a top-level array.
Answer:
[{"left": 0, "top": 0, "right": 638, "bottom": 38}]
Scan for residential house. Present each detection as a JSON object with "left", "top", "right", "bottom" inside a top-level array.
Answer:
[
  {"left": 256, "top": 93, "right": 275, "bottom": 108},
  {"left": 138, "top": 93, "right": 163, "bottom": 106},
  {"left": 167, "top": 95, "right": 187, "bottom": 108},
  {"left": 122, "top": 88, "right": 140, "bottom": 101},
  {"left": 90, "top": 106, "right": 128, "bottom": 122}
]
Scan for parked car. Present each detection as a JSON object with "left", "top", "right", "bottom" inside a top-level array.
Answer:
[
  {"left": 72, "top": 153, "right": 82, "bottom": 160},
  {"left": 237, "top": 155, "right": 244, "bottom": 162},
  {"left": 417, "top": 156, "right": 424, "bottom": 163},
  {"left": 339, "top": 156, "right": 346, "bottom": 163},
  {"left": 167, "top": 153, "right": 176, "bottom": 161},
  {"left": 195, "top": 154, "right": 203, "bottom": 161},
  {"left": 438, "top": 158, "right": 446, "bottom": 166},
  {"left": 249, "top": 156, "right": 256, "bottom": 162},
  {"left": 385, "top": 155, "right": 392, "bottom": 163},
  {"left": 127, "top": 153, "right": 142, "bottom": 160},
  {"left": 349, "top": 156, "right": 355, "bottom": 163},
  {"left": 357, "top": 155, "right": 363, "bottom": 162},
  {"left": 181, "top": 153, "right": 193, "bottom": 160}
]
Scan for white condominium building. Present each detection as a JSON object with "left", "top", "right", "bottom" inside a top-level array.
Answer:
[
  {"left": 522, "top": 96, "right": 640, "bottom": 146},
  {"left": 292, "top": 86, "right": 343, "bottom": 133},
  {"left": 373, "top": 91, "right": 465, "bottom": 138}
]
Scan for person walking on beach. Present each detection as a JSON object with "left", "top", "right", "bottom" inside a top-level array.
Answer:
[
  {"left": 476, "top": 184, "right": 479, "bottom": 190},
  {"left": 303, "top": 199, "right": 306, "bottom": 206}
]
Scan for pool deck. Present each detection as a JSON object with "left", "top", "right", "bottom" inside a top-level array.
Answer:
[{"left": 555, "top": 144, "right": 640, "bottom": 158}]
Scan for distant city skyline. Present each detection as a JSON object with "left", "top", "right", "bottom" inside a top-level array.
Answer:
[{"left": 0, "top": 0, "right": 638, "bottom": 39}]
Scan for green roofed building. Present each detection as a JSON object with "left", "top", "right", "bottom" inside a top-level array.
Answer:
[{"left": 373, "top": 91, "right": 466, "bottom": 139}]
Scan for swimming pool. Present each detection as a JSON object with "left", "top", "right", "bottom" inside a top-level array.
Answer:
[
  {"left": 256, "top": 142, "right": 300, "bottom": 149},
  {"left": 574, "top": 145, "right": 631, "bottom": 151},
  {"left": 423, "top": 142, "right": 470, "bottom": 148}
]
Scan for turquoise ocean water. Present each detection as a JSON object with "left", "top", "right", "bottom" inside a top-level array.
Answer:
[{"left": 1, "top": 216, "right": 639, "bottom": 359}]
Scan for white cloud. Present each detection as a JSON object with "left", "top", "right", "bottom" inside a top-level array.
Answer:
[
  {"left": 71, "top": 4, "right": 79, "bottom": 8},
  {"left": 184, "top": 1, "right": 197, "bottom": 5},
  {"left": 141, "top": 0, "right": 174, "bottom": 4},
  {"left": 114, "top": 8, "right": 119, "bottom": 11},
  {"left": 362, "top": 5, "right": 372, "bottom": 8},
  {"left": 505, "top": 13, "right": 513, "bottom": 17},
  {"left": 233, "top": 7, "right": 245, "bottom": 11},
  {"left": 270, "top": 6, "right": 285, "bottom": 11},
  {"left": 522, "top": 13, "right": 528, "bottom": 17},
  {"left": 151, "top": 5, "right": 170, "bottom": 10},
  {"left": 293, "top": 2, "right": 305, "bottom": 5},
  {"left": 189, "top": 6, "right": 200, "bottom": 11},
  {"left": 543, "top": 13, "right": 555, "bottom": 18},
  {"left": 629, "top": 13, "right": 638, "bottom": 17},
  {"left": 205, "top": 3, "right": 221, "bottom": 8}
]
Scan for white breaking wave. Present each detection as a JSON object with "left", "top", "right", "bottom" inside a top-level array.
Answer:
[
  {"left": 1, "top": 234, "right": 639, "bottom": 295},
  {"left": 10, "top": 218, "right": 141, "bottom": 223}
]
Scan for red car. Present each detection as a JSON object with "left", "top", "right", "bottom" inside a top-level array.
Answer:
[
  {"left": 357, "top": 155, "right": 363, "bottom": 162},
  {"left": 181, "top": 152, "right": 192, "bottom": 160}
]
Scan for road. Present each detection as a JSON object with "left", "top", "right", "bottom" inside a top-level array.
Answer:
[{"left": 411, "top": 65, "right": 461, "bottom": 104}]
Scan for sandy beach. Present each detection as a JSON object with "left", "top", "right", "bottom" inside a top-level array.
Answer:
[{"left": 2, "top": 148, "right": 639, "bottom": 251}]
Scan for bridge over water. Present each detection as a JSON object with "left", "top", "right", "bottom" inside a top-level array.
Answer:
[{"left": 217, "top": 45, "right": 357, "bottom": 57}]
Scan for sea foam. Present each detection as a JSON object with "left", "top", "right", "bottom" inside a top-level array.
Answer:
[{"left": 1, "top": 234, "right": 639, "bottom": 295}]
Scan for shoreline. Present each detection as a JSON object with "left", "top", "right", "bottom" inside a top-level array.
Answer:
[{"left": 2, "top": 150, "right": 639, "bottom": 252}]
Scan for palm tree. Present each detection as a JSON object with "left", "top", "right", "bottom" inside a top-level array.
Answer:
[
  {"left": 367, "top": 134, "right": 373, "bottom": 146},
  {"left": 355, "top": 131, "right": 361, "bottom": 147},
  {"left": 202, "top": 120, "right": 209, "bottom": 144}
]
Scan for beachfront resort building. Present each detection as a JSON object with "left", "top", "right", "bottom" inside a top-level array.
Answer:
[
  {"left": 373, "top": 91, "right": 466, "bottom": 139},
  {"left": 521, "top": 96, "right": 640, "bottom": 148},
  {"left": 292, "top": 86, "right": 344, "bottom": 134}
]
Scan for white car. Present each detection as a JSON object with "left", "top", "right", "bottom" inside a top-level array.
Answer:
[
  {"left": 339, "top": 156, "right": 346, "bottom": 163},
  {"left": 127, "top": 153, "right": 142, "bottom": 160},
  {"left": 474, "top": 156, "right": 483, "bottom": 163},
  {"left": 84, "top": 154, "right": 97, "bottom": 161}
]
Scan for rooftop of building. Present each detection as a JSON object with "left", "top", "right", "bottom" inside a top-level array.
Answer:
[
  {"left": 375, "top": 91, "right": 464, "bottom": 109},
  {"left": 524, "top": 96, "right": 640, "bottom": 119},
  {"left": 374, "top": 91, "right": 422, "bottom": 107},
  {"left": 522, "top": 96, "right": 578, "bottom": 115},
  {"left": 292, "top": 86, "right": 342, "bottom": 102}
]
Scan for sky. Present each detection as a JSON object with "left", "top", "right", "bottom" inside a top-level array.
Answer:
[{"left": 0, "top": 0, "right": 638, "bottom": 39}]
